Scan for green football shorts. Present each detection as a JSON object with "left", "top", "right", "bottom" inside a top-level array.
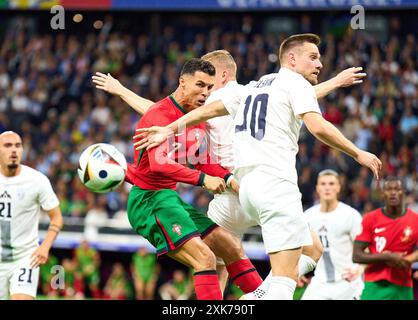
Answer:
[
  {"left": 127, "top": 186, "right": 218, "bottom": 256},
  {"left": 361, "top": 280, "right": 414, "bottom": 300}
]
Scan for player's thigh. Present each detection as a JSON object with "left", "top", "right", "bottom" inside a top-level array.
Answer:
[
  {"left": 207, "top": 193, "right": 256, "bottom": 237},
  {"left": 128, "top": 187, "right": 203, "bottom": 256},
  {"left": 0, "top": 262, "right": 13, "bottom": 299},
  {"left": 301, "top": 279, "right": 329, "bottom": 300},
  {"left": 9, "top": 256, "right": 39, "bottom": 299},
  {"left": 333, "top": 280, "right": 364, "bottom": 300}
]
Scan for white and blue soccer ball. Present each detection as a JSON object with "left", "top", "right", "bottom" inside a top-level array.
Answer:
[{"left": 77, "top": 143, "right": 127, "bottom": 193}]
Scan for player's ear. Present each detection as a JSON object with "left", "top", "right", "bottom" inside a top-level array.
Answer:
[
  {"left": 288, "top": 51, "right": 296, "bottom": 66},
  {"left": 179, "top": 76, "right": 185, "bottom": 88}
]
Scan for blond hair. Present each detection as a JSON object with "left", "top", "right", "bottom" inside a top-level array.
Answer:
[{"left": 201, "top": 50, "right": 237, "bottom": 75}]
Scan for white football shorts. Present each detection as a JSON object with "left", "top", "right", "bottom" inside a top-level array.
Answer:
[
  {"left": 207, "top": 190, "right": 257, "bottom": 238},
  {"left": 238, "top": 168, "right": 312, "bottom": 253},
  {"left": 301, "top": 276, "right": 364, "bottom": 300},
  {"left": 0, "top": 255, "right": 40, "bottom": 299}
]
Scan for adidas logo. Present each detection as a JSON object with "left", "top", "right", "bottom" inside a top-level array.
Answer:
[{"left": 0, "top": 191, "right": 11, "bottom": 199}]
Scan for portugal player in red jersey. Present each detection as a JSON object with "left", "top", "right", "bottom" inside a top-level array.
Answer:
[
  {"left": 353, "top": 176, "right": 418, "bottom": 300},
  {"left": 125, "top": 58, "right": 262, "bottom": 300}
]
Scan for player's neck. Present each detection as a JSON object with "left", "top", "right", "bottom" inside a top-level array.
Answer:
[
  {"left": 383, "top": 205, "right": 405, "bottom": 218},
  {"left": 281, "top": 64, "right": 296, "bottom": 72},
  {"left": 0, "top": 164, "right": 22, "bottom": 177},
  {"left": 319, "top": 200, "right": 339, "bottom": 213},
  {"left": 171, "top": 90, "right": 193, "bottom": 113}
]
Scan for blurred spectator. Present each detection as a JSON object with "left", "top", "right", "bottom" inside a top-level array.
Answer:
[
  {"left": 74, "top": 240, "right": 102, "bottom": 299},
  {"left": 103, "top": 263, "right": 133, "bottom": 300},
  {"left": 84, "top": 195, "right": 108, "bottom": 241},
  {"left": 159, "top": 269, "right": 193, "bottom": 300},
  {"left": 131, "top": 247, "right": 160, "bottom": 300}
]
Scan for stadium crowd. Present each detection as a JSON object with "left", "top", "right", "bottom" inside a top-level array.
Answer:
[{"left": 0, "top": 11, "right": 418, "bottom": 299}]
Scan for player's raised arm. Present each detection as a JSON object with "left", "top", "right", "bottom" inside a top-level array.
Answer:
[
  {"left": 133, "top": 99, "right": 229, "bottom": 150},
  {"left": 92, "top": 72, "right": 155, "bottom": 115},
  {"left": 314, "top": 67, "right": 366, "bottom": 99},
  {"left": 302, "top": 111, "right": 382, "bottom": 179}
]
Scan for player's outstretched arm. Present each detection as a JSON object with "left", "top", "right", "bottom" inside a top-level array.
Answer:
[
  {"left": 302, "top": 111, "right": 382, "bottom": 179},
  {"left": 133, "top": 99, "right": 229, "bottom": 150},
  {"left": 92, "top": 72, "right": 155, "bottom": 115},
  {"left": 30, "top": 206, "right": 63, "bottom": 268},
  {"left": 314, "top": 67, "right": 366, "bottom": 99}
]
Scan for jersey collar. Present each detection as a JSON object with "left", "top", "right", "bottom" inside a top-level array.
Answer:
[{"left": 169, "top": 95, "right": 186, "bottom": 114}]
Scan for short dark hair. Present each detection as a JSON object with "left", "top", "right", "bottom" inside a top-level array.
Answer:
[
  {"left": 180, "top": 58, "right": 216, "bottom": 77},
  {"left": 278, "top": 33, "right": 321, "bottom": 64},
  {"left": 383, "top": 176, "right": 404, "bottom": 188}
]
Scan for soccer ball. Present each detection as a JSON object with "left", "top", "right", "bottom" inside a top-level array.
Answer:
[{"left": 77, "top": 143, "right": 127, "bottom": 193}]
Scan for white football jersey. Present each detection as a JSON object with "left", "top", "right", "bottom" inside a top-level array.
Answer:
[
  {"left": 205, "top": 80, "right": 244, "bottom": 171},
  {"left": 0, "top": 165, "right": 59, "bottom": 262},
  {"left": 222, "top": 68, "right": 321, "bottom": 184},
  {"left": 304, "top": 202, "right": 363, "bottom": 283}
]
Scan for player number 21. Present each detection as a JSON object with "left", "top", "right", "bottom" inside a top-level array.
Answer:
[{"left": 235, "top": 93, "right": 268, "bottom": 141}]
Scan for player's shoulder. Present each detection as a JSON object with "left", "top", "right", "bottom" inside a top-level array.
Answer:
[
  {"left": 21, "top": 165, "right": 50, "bottom": 182},
  {"left": 304, "top": 203, "right": 320, "bottom": 216},
  {"left": 406, "top": 208, "right": 418, "bottom": 220},
  {"left": 147, "top": 96, "right": 176, "bottom": 113},
  {"left": 140, "top": 96, "right": 178, "bottom": 123},
  {"left": 278, "top": 67, "right": 312, "bottom": 89},
  {"left": 338, "top": 202, "right": 362, "bottom": 216},
  {"left": 206, "top": 81, "right": 244, "bottom": 103},
  {"left": 361, "top": 207, "right": 382, "bottom": 221}
]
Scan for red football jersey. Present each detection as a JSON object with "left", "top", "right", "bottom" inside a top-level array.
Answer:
[
  {"left": 355, "top": 207, "right": 418, "bottom": 287},
  {"left": 126, "top": 95, "right": 231, "bottom": 190}
]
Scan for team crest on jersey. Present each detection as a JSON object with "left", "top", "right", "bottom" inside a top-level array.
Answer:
[
  {"left": 172, "top": 224, "right": 182, "bottom": 236},
  {"left": 401, "top": 226, "right": 413, "bottom": 242}
]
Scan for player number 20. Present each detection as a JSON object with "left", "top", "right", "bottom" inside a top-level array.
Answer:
[{"left": 235, "top": 93, "right": 268, "bottom": 141}]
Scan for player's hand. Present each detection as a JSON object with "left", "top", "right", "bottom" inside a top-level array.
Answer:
[
  {"left": 383, "top": 252, "right": 411, "bottom": 268},
  {"left": 342, "top": 266, "right": 363, "bottom": 282},
  {"left": 355, "top": 150, "right": 382, "bottom": 180},
  {"left": 227, "top": 177, "right": 240, "bottom": 195},
  {"left": 30, "top": 244, "right": 50, "bottom": 269},
  {"left": 335, "top": 67, "right": 367, "bottom": 87},
  {"left": 133, "top": 126, "right": 174, "bottom": 150},
  {"left": 203, "top": 175, "right": 226, "bottom": 194},
  {"left": 298, "top": 275, "right": 311, "bottom": 286},
  {"left": 92, "top": 72, "right": 124, "bottom": 96}
]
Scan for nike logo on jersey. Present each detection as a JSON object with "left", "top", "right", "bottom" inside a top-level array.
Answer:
[
  {"left": 374, "top": 227, "right": 386, "bottom": 234},
  {"left": 0, "top": 191, "right": 11, "bottom": 199}
]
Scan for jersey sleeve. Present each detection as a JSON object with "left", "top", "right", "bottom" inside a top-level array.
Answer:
[
  {"left": 354, "top": 212, "right": 373, "bottom": 244},
  {"left": 147, "top": 144, "right": 204, "bottom": 186},
  {"left": 287, "top": 75, "right": 321, "bottom": 118},
  {"left": 350, "top": 209, "right": 364, "bottom": 241},
  {"left": 194, "top": 149, "right": 232, "bottom": 182},
  {"left": 37, "top": 174, "right": 60, "bottom": 211},
  {"left": 144, "top": 110, "right": 205, "bottom": 186},
  {"left": 220, "top": 85, "right": 247, "bottom": 118}
]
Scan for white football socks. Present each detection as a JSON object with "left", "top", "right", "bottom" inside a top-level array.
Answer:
[
  {"left": 262, "top": 276, "right": 296, "bottom": 300},
  {"left": 298, "top": 254, "right": 317, "bottom": 277},
  {"left": 242, "top": 254, "right": 317, "bottom": 300}
]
